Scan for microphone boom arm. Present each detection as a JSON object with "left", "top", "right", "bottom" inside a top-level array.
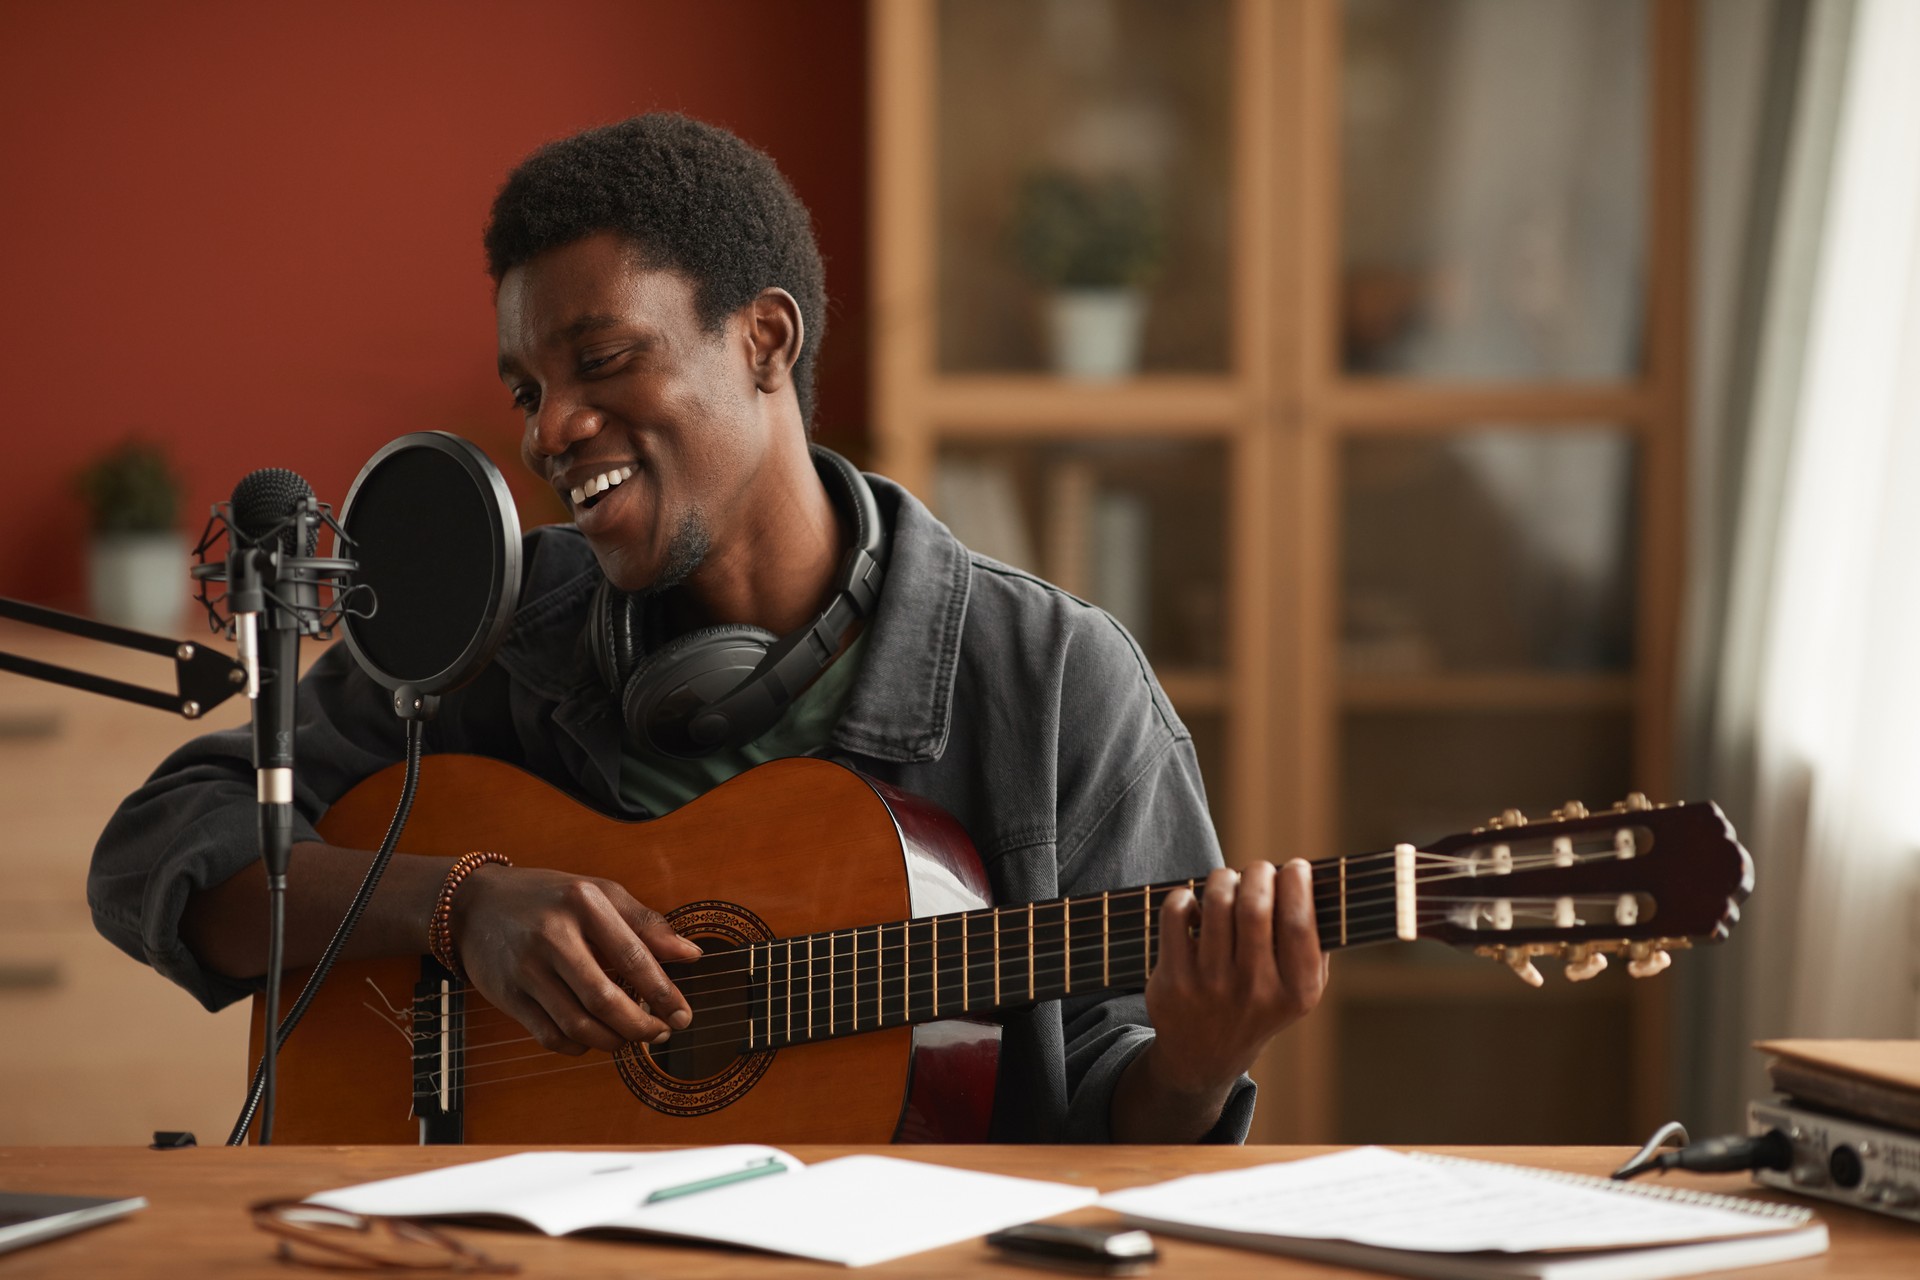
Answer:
[{"left": 0, "top": 596, "right": 245, "bottom": 718}]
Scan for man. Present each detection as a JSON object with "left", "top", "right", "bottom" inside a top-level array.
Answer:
[{"left": 90, "top": 114, "right": 1325, "bottom": 1142}]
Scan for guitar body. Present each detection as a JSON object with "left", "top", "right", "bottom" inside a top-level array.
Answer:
[{"left": 248, "top": 755, "right": 1001, "bottom": 1145}]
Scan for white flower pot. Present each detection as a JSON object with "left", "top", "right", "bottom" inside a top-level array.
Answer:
[
  {"left": 88, "top": 532, "right": 188, "bottom": 633},
  {"left": 1045, "top": 288, "right": 1147, "bottom": 380}
]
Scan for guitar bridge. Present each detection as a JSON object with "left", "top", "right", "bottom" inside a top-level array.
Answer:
[{"left": 411, "top": 957, "right": 464, "bottom": 1144}]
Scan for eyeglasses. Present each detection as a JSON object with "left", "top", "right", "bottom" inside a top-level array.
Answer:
[{"left": 250, "top": 1199, "right": 520, "bottom": 1273}]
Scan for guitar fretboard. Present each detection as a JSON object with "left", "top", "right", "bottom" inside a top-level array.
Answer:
[{"left": 744, "top": 857, "right": 1407, "bottom": 1051}]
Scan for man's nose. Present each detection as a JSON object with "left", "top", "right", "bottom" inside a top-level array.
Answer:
[{"left": 527, "top": 396, "right": 600, "bottom": 459}]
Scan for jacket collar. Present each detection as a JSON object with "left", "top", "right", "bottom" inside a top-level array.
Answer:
[{"left": 830, "top": 475, "right": 970, "bottom": 764}]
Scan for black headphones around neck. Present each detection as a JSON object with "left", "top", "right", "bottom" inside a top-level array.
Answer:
[{"left": 587, "top": 445, "right": 886, "bottom": 759}]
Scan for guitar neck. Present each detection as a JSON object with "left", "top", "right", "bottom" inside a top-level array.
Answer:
[{"left": 737, "top": 855, "right": 1400, "bottom": 1052}]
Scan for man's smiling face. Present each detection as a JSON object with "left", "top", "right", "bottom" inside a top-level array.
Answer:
[{"left": 495, "top": 231, "right": 770, "bottom": 594}]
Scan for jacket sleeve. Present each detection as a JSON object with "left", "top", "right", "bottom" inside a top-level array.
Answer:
[
  {"left": 86, "top": 642, "right": 412, "bottom": 1011},
  {"left": 1050, "top": 613, "right": 1256, "bottom": 1143}
]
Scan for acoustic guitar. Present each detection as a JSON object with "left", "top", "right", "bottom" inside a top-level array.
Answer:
[{"left": 248, "top": 755, "right": 1752, "bottom": 1145}]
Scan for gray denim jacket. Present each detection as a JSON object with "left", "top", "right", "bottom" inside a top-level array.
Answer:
[{"left": 88, "top": 475, "right": 1253, "bottom": 1142}]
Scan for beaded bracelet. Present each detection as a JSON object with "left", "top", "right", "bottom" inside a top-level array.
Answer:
[{"left": 428, "top": 851, "right": 512, "bottom": 976}]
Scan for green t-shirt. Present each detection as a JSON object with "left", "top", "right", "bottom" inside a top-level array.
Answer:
[{"left": 617, "top": 629, "right": 870, "bottom": 816}]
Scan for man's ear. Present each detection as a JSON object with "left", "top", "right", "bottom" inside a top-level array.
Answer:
[{"left": 742, "top": 287, "right": 804, "bottom": 396}]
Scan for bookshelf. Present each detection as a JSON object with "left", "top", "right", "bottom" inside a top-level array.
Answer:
[{"left": 870, "top": 0, "right": 1690, "bottom": 1145}]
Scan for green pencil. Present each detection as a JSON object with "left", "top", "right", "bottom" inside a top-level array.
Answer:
[{"left": 643, "top": 1157, "right": 789, "bottom": 1204}]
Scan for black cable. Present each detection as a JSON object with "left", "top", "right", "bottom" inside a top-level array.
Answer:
[
  {"left": 227, "top": 720, "right": 426, "bottom": 1146},
  {"left": 1613, "top": 1125, "right": 1795, "bottom": 1181},
  {"left": 259, "top": 879, "right": 285, "bottom": 1144}
]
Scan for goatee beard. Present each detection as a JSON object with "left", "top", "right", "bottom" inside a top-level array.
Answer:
[{"left": 647, "top": 512, "right": 712, "bottom": 592}]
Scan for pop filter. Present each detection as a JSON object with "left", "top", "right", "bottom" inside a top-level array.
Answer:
[{"left": 336, "top": 432, "right": 521, "bottom": 705}]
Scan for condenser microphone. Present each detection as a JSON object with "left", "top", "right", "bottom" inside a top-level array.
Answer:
[{"left": 227, "top": 467, "right": 320, "bottom": 882}]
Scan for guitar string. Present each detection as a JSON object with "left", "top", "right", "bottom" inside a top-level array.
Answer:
[
  {"left": 410, "top": 842, "right": 1637, "bottom": 1028},
  {"left": 415, "top": 883, "right": 1625, "bottom": 1051},
  {"left": 411, "top": 842, "right": 1631, "bottom": 1013},
  {"left": 411, "top": 856, "right": 1641, "bottom": 1048},
  {"left": 417, "top": 898, "right": 1630, "bottom": 1098},
  {"left": 418, "top": 895, "right": 1638, "bottom": 1071},
  {"left": 425, "top": 910, "right": 1439, "bottom": 1089}
]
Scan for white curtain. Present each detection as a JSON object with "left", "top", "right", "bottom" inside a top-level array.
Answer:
[{"left": 1683, "top": 0, "right": 1920, "bottom": 1127}]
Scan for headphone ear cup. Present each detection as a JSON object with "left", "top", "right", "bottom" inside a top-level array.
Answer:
[
  {"left": 587, "top": 579, "right": 646, "bottom": 693},
  {"left": 621, "top": 623, "right": 779, "bottom": 757}
]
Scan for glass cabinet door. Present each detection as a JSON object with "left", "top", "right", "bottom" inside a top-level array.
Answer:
[
  {"left": 935, "top": 0, "right": 1235, "bottom": 377},
  {"left": 1340, "top": 0, "right": 1649, "bottom": 379},
  {"left": 1323, "top": 0, "right": 1667, "bottom": 1148}
]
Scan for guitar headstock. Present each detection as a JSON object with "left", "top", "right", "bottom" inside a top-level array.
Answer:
[{"left": 1409, "top": 794, "right": 1753, "bottom": 985}]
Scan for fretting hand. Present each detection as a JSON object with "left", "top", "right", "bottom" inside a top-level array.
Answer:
[
  {"left": 1134, "top": 860, "right": 1329, "bottom": 1107},
  {"left": 450, "top": 865, "right": 701, "bottom": 1055}
]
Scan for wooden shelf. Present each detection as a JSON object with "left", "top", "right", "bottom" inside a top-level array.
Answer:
[
  {"left": 1328, "top": 382, "right": 1655, "bottom": 430},
  {"left": 923, "top": 376, "right": 1244, "bottom": 435},
  {"left": 1340, "top": 671, "right": 1635, "bottom": 713}
]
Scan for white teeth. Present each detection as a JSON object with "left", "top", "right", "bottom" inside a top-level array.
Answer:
[{"left": 571, "top": 465, "right": 636, "bottom": 508}]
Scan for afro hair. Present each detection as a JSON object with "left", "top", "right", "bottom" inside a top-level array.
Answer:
[{"left": 484, "top": 113, "right": 827, "bottom": 428}]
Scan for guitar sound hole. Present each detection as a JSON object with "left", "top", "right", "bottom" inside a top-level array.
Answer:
[{"left": 646, "top": 941, "right": 750, "bottom": 1083}]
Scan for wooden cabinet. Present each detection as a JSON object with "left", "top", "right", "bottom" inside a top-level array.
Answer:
[
  {"left": 0, "top": 624, "right": 256, "bottom": 1144},
  {"left": 871, "top": 0, "right": 1689, "bottom": 1143}
]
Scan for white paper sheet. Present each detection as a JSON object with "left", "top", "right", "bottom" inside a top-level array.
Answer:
[
  {"left": 1100, "top": 1147, "right": 1800, "bottom": 1255},
  {"left": 611, "top": 1154, "right": 1099, "bottom": 1267},
  {"left": 307, "top": 1148, "right": 1098, "bottom": 1267},
  {"left": 307, "top": 1146, "right": 801, "bottom": 1237}
]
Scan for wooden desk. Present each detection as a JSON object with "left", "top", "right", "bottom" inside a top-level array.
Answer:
[{"left": 0, "top": 1145, "right": 1911, "bottom": 1277}]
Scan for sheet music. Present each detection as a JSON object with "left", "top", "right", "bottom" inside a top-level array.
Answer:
[{"left": 1101, "top": 1147, "right": 1799, "bottom": 1254}]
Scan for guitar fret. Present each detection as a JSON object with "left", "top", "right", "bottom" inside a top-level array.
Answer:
[
  {"left": 993, "top": 909, "right": 1001, "bottom": 1005},
  {"left": 931, "top": 917, "right": 940, "bottom": 1017},
  {"left": 784, "top": 937, "right": 793, "bottom": 1045},
  {"left": 1101, "top": 890, "right": 1110, "bottom": 987},
  {"left": 898, "top": 920, "right": 907, "bottom": 1025},
  {"left": 829, "top": 931, "right": 837, "bottom": 1036},
  {"left": 961, "top": 912, "right": 969, "bottom": 1010},
  {"left": 1339, "top": 856, "right": 1348, "bottom": 946},
  {"left": 806, "top": 935, "right": 814, "bottom": 1040},
  {"left": 1142, "top": 885, "right": 1152, "bottom": 981},
  {"left": 1063, "top": 900, "right": 1072, "bottom": 995},
  {"left": 748, "top": 943, "right": 758, "bottom": 1050},
  {"left": 1027, "top": 902, "right": 1036, "bottom": 1001}
]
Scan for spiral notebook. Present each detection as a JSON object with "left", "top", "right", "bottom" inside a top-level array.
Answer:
[{"left": 1100, "top": 1148, "right": 1826, "bottom": 1280}]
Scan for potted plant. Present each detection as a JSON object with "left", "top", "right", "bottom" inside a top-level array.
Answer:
[
  {"left": 1010, "top": 169, "right": 1164, "bottom": 379},
  {"left": 74, "top": 438, "right": 186, "bottom": 632}
]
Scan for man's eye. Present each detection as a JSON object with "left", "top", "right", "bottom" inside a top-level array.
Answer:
[{"left": 510, "top": 385, "right": 540, "bottom": 412}]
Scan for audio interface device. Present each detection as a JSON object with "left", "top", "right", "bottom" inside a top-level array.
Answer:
[{"left": 1749, "top": 1097, "right": 1920, "bottom": 1224}]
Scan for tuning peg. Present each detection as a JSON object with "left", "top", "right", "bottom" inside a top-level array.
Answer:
[
  {"left": 1626, "top": 943, "right": 1672, "bottom": 978},
  {"left": 1504, "top": 951, "right": 1545, "bottom": 987},
  {"left": 1620, "top": 793, "right": 1652, "bottom": 812},
  {"left": 1553, "top": 800, "right": 1589, "bottom": 821},
  {"left": 1564, "top": 945, "right": 1608, "bottom": 982}
]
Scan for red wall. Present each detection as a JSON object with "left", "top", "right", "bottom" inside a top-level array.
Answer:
[{"left": 0, "top": 0, "right": 869, "bottom": 608}]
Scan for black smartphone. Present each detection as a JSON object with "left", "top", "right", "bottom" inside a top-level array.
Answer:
[{"left": 985, "top": 1222, "right": 1158, "bottom": 1275}]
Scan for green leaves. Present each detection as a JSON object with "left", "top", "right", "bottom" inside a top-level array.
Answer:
[
  {"left": 74, "top": 438, "right": 182, "bottom": 534},
  {"left": 1010, "top": 170, "right": 1163, "bottom": 290}
]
